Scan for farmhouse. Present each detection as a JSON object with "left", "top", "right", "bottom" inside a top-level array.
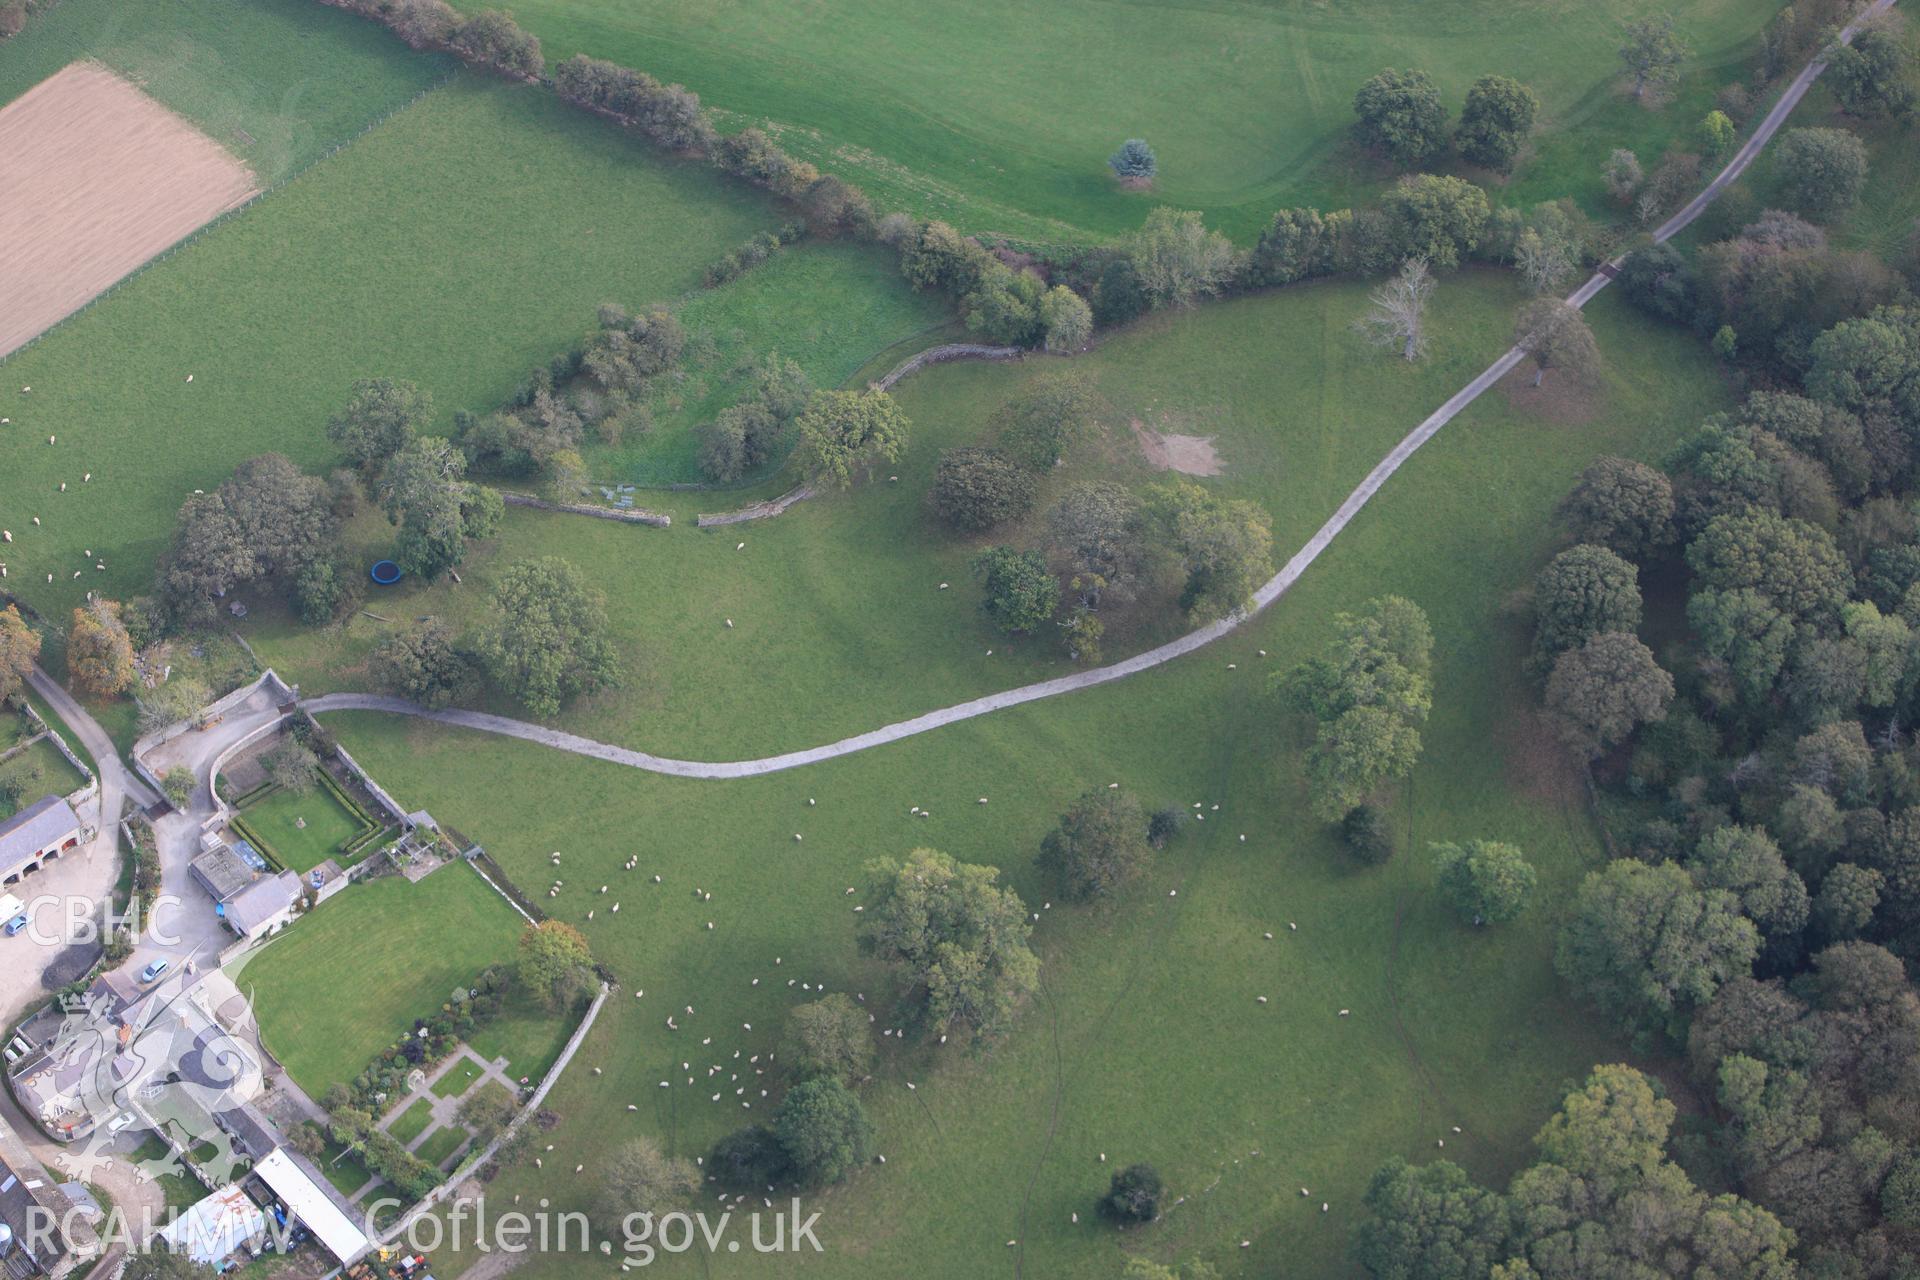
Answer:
[
  {"left": 220, "top": 871, "right": 302, "bottom": 942},
  {"left": 0, "top": 797, "right": 82, "bottom": 886},
  {"left": 0, "top": 1113, "right": 98, "bottom": 1276}
]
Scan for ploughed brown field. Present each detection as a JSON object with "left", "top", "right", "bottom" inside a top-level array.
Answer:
[{"left": 0, "top": 61, "right": 258, "bottom": 358}]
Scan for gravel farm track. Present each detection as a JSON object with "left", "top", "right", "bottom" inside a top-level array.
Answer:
[{"left": 0, "top": 60, "right": 256, "bottom": 358}]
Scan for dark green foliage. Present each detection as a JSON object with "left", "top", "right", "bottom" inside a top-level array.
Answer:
[
  {"left": 1140, "top": 479, "right": 1274, "bottom": 621},
  {"left": 157, "top": 454, "right": 337, "bottom": 627},
  {"left": 1431, "top": 839, "right": 1536, "bottom": 924},
  {"left": 929, "top": 448, "right": 1037, "bottom": 532},
  {"left": 1378, "top": 174, "right": 1490, "bottom": 271},
  {"left": 1455, "top": 75, "right": 1538, "bottom": 172},
  {"left": 328, "top": 377, "right": 431, "bottom": 476},
  {"left": 1556, "top": 859, "right": 1758, "bottom": 1041},
  {"left": 372, "top": 621, "right": 475, "bottom": 709},
  {"left": 473, "top": 557, "right": 619, "bottom": 717},
  {"left": 1098, "top": 1163, "right": 1163, "bottom": 1224},
  {"left": 1352, "top": 68, "right": 1448, "bottom": 164},
  {"left": 1558, "top": 457, "right": 1675, "bottom": 558},
  {"left": 708, "top": 1126, "right": 792, "bottom": 1190},
  {"left": 1108, "top": 139, "right": 1156, "bottom": 181},
  {"left": 994, "top": 374, "right": 1100, "bottom": 471},
  {"left": 1826, "top": 24, "right": 1914, "bottom": 118},
  {"left": 971, "top": 546, "right": 1059, "bottom": 634},
  {"left": 1282, "top": 596, "right": 1434, "bottom": 820},
  {"left": 859, "top": 847, "right": 1038, "bottom": 1041},
  {"left": 1687, "top": 509, "right": 1852, "bottom": 624},
  {"left": 1617, "top": 243, "right": 1699, "bottom": 326},
  {"left": 774, "top": 1080, "right": 872, "bottom": 1185},
  {"left": 1352, "top": 1157, "right": 1510, "bottom": 1280},
  {"left": 1543, "top": 632, "right": 1673, "bottom": 760},
  {"left": 780, "top": 993, "right": 873, "bottom": 1086},
  {"left": 1618, "top": 13, "right": 1689, "bottom": 99},
  {"left": 448, "top": 9, "right": 543, "bottom": 77},
  {"left": 1774, "top": 127, "right": 1869, "bottom": 220},
  {"left": 1039, "top": 788, "right": 1152, "bottom": 900},
  {"left": 1248, "top": 207, "right": 1351, "bottom": 287},
  {"left": 552, "top": 53, "right": 716, "bottom": 152},
  {"left": 963, "top": 264, "right": 1048, "bottom": 346},
  {"left": 1342, "top": 804, "right": 1397, "bottom": 865},
  {"left": 1532, "top": 544, "right": 1642, "bottom": 658},
  {"left": 1147, "top": 807, "right": 1183, "bottom": 849}
]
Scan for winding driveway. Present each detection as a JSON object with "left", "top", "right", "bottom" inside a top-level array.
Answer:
[{"left": 293, "top": 0, "right": 1896, "bottom": 779}]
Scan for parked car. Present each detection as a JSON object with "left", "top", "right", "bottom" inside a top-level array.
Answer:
[
  {"left": 140, "top": 958, "right": 170, "bottom": 983},
  {"left": 4, "top": 914, "right": 27, "bottom": 937}
]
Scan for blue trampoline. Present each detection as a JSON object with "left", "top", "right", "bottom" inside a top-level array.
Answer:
[{"left": 370, "top": 559, "right": 403, "bottom": 585}]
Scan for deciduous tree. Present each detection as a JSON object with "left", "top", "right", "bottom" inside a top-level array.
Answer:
[
  {"left": 859, "top": 848, "right": 1039, "bottom": 1041},
  {"left": 793, "top": 390, "right": 910, "bottom": 488},
  {"left": 1353, "top": 68, "right": 1449, "bottom": 164},
  {"left": 1543, "top": 632, "right": 1673, "bottom": 759},
  {"left": 780, "top": 994, "right": 873, "bottom": 1086},
  {"left": 66, "top": 600, "right": 134, "bottom": 698},
  {"left": 1356, "top": 258, "right": 1435, "bottom": 362},
  {"left": 1456, "top": 75, "right": 1539, "bottom": 172},
  {"left": 1432, "top": 840, "right": 1537, "bottom": 924},
  {"left": 328, "top": 378, "right": 431, "bottom": 477},
  {"left": 1127, "top": 208, "right": 1238, "bottom": 309},
  {"left": 473, "top": 558, "right": 619, "bottom": 718},
  {"left": 1039, "top": 788, "right": 1152, "bottom": 900},
  {"left": 1619, "top": 14, "right": 1690, "bottom": 100}
]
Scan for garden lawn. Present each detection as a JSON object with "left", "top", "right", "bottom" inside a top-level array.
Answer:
[
  {"left": 431, "top": 1056, "right": 483, "bottom": 1099},
  {"left": 307, "top": 284, "right": 1732, "bottom": 1278},
  {"left": 0, "top": 0, "right": 449, "bottom": 185},
  {"left": 0, "top": 74, "right": 775, "bottom": 624},
  {"left": 256, "top": 273, "right": 1696, "bottom": 766},
  {"left": 238, "top": 784, "right": 366, "bottom": 873},
  {"left": 0, "top": 737, "right": 87, "bottom": 816},
  {"left": 318, "top": 1138, "right": 376, "bottom": 1200},
  {"left": 451, "top": 0, "right": 1778, "bottom": 241},
  {"left": 387, "top": 1097, "right": 435, "bottom": 1146},
  {"left": 415, "top": 1124, "right": 468, "bottom": 1170},
  {"left": 233, "top": 865, "right": 525, "bottom": 1097},
  {"left": 464, "top": 989, "right": 575, "bottom": 1083}
]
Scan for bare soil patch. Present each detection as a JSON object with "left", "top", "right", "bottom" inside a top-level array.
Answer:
[
  {"left": 1131, "top": 417, "right": 1224, "bottom": 476},
  {"left": 1500, "top": 361, "right": 1601, "bottom": 426},
  {"left": 0, "top": 62, "right": 258, "bottom": 357}
]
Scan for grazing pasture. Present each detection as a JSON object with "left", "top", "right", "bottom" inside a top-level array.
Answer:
[
  {"left": 0, "top": 76, "right": 776, "bottom": 619},
  {"left": 455, "top": 0, "right": 1780, "bottom": 240},
  {"left": 287, "top": 280, "right": 1729, "bottom": 1277},
  {"left": 252, "top": 277, "right": 1711, "bottom": 764}
]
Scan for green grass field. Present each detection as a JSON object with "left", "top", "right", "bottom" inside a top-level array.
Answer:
[
  {"left": 290, "top": 275, "right": 1732, "bottom": 1277},
  {"left": 0, "top": 737, "right": 87, "bottom": 816},
  {"left": 252, "top": 273, "right": 1703, "bottom": 764},
  {"left": 234, "top": 865, "right": 526, "bottom": 1097},
  {"left": 454, "top": 0, "right": 1778, "bottom": 241},
  {"left": 415, "top": 1123, "right": 469, "bottom": 1170},
  {"left": 465, "top": 990, "right": 574, "bottom": 1083},
  {"left": 0, "top": 0, "right": 450, "bottom": 184},
  {"left": 0, "top": 74, "right": 777, "bottom": 623},
  {"left": 237, "top": 784, "right": 365, "bottom": 873}
]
